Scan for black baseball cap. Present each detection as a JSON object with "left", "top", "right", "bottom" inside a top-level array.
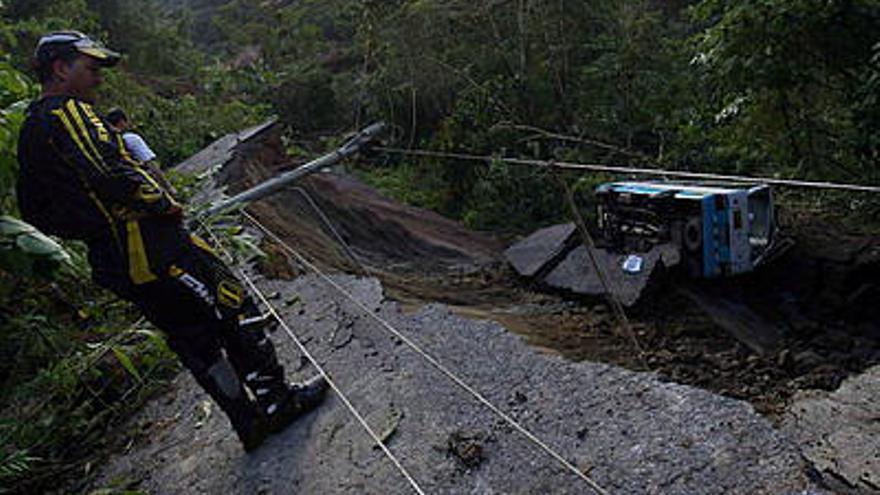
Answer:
[{"left": 35, "top": 31, "right": 121, "bottom": 67}]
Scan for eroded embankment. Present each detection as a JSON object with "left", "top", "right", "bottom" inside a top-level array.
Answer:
[{"left": 91, "top": 120, "right": 880, "bottom": 494}]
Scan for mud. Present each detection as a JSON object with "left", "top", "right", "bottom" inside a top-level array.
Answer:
[
  {"left": 83, "top": 123, "right": 880, "bottom": 494},
  {"left": 189, "top": 121, "right": 879, "bottom": 420}
]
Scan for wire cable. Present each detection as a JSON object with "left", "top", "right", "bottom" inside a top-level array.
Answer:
[
  {"left": 288, "top": 185, "right": 373, "bottom": 277},
  {"left": 197, "top": 219, "right": 427, "bottom": 495},
  {"left": 241, "top": 210, "right": 612, "bottom": 495},
  {"left": 376, "top": 146, "right": 880, "bottom": 193}
]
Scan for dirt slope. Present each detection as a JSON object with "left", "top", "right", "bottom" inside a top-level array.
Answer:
[{"left": 84, "top": 122, "right": 880, "bottom": 494}]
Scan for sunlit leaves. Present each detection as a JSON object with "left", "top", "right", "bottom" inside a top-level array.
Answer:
[{"left": 690, "top": 0, "right": 880, "bottom": 179}]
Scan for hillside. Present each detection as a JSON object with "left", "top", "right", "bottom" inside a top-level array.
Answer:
[{"left": 1, "top": 1, "right": 878, "bottom": 493}]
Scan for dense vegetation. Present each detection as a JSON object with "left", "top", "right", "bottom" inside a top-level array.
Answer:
[
  {"left": 1, "top": 0, "right": 878, "bottom": 492},
  {"left": 0, "top": 2, "right": 265, "bottom": 492},
  {"left": 181, "top": 0, "right": 879, "bottom": 229}
]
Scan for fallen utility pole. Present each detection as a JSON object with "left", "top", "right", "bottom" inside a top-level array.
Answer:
[{"left": 200, "top": 122, "right": 387, "bottom": 218}]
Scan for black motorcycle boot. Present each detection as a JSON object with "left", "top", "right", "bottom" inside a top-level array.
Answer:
[
  {"left": 239, "top": 312, "right": 279, "bottom": 335},
  {"left": 228, "top": 316, "right": 328, "bottom": 434},
  {"left": 195, "top": 357, "right": 269, "bottom": 452},
  {"left": 261, "top": 375, "right": 330, "bottom": 434}
]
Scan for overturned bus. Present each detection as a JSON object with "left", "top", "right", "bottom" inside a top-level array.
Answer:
[
  {"left": 504, "top": 181, "right": 789, "bottom": 306},
  {"left": 594, "top": 181, "right": 782, "bottom": 279}
]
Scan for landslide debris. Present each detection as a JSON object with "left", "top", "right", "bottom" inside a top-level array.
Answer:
[
  {"left": 92, "top": 274, "right": 819, "bottom": 494},
  {"left": 86, "top": 121, "right": 880, "bottom": 494}
]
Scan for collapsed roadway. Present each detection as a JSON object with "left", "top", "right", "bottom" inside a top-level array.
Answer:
[{"left": 91, "top": 121, "right": 878, "bottom": 494}]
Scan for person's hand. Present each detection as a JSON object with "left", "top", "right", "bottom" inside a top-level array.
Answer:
[{"left": 166, "top": 203, "right": 184, "bottom": 219}]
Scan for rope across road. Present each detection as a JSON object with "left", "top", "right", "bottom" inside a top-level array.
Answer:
[
  {"left": 375, "top": 146, "right": 880, "bottom": 194},
  {"left": 181, "top": 135, "right": 867, "bottom": 493},
  {"left": 199, "top": 211, "right": 613, "bottom": 495},
  {"left": 199, "top": 218, "right": 428, "bottom": 495}
]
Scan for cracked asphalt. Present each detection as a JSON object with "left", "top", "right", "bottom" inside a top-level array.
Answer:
[{"left": 92, "top": 273, "right": 823, "bottom": 494}]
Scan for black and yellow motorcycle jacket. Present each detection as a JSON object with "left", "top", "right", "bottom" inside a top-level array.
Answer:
[{"left": 17, "top": 95, "right": 188, "bottom": 294}]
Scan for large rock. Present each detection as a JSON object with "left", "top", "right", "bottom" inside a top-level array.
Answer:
[
  {"left": 544, "top": 244, "right": 679, "bottom": 306},
  {"left": 505, "top": 223, "right": 577, "bottom": 278},
  {"left": 781, "top": 365, "right": 880, "bottom": 493}
]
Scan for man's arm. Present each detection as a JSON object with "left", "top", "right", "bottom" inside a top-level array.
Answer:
[{"left": 48, "top": 98, "right": 180, "bottom": 217}]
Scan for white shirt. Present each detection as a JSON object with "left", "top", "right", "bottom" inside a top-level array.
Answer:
[{"left": 122, "top": 132, "right": 157, "bottom": 162}]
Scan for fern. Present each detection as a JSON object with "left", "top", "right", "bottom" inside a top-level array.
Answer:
[{"left": 0, "top": 419, "right": 39, "bottom": 490}]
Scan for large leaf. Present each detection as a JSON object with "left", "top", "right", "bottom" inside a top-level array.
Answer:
[
  {"left": 111, "top": 346, "right": 142, "bottom": 382},
  {"left": 15, "top": 232, "right": 67, "bottom": 259},
  {"left": 0, "top": 62, "right": 33, "bottom": 107},
  {"left": 1, "top": 216, "right": 69, "bottom": 262},
  {"left": 0, "top": 216, "right": 71, "bottom": 278},
  {"left": 0, "top": 216, "right": 33, "bottom": 236}
]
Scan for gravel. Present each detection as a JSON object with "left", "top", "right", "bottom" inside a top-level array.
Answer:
[{"left": 92, "top": 273, "right": 821, "bottom": 495}]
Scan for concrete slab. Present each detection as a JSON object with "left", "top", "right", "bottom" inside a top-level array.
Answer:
[
  {"left": 679, "top": 287, "right": 783, "bottom": 354},
  {"left": 504, "top": 223, "right": 576, "bottom": 278},
  {"left": 781, "top": 365, "right": 880, "bottom": 493},
  {"left": 174, "top": 119, "right": 278, "bottom": 175},
  {"left": 543, "top": 244, "right": 679, "bottom": 306}
]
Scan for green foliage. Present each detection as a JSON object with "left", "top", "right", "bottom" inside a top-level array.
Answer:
[
  {"left": 690, "top": 0, "right": 880, "bottom": 181},
  {"left": 163, "top": 168, "right": 201, "bottom": 202},
  {"left": 0, "top": 439, "right": 38, "bottom": 494},
  {"left": 0, "top": 60, "right": 36, "bottom": 215},
  {"left": 169, "top": 0, "right": 745, "bottom": 230},
  {"left": 95, "top": 66, "right": 270, "bottom": 168},
  {"left": 461, "top": 158, "right": 563, "bottom": 232},
  {"left": 110, "top": 346, "right": 141, "bottom": 381},
  {"left": 89, "top": 0, "right": 203, "bottom": 78},
  {"left": 351, "top": 0, "right": 696, "bottom": 229},
  {"left": 0, "top": 216, "right": 72, "bottom": 279},
  {"left": 194, "top": 215, "right": 267, "bottom": 263},
  {"left": 349, "top": 0, "right": 880, "bottom": 227},
  {"left": 355, "top": 161, "right": 449, "bottom": 214},
  {"left": 0, "top": 290, "right": 178, "bottom": 493},
  {"left": 0, "top": 0, "right": 101, "bottom": 68},
  {"left": 207, "top": 0, "right": 360, "bottom": 131}
]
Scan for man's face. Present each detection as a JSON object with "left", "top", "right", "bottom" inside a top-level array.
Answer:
[{"left": 53, "top": 55, "right": 103, "bottom": 103}]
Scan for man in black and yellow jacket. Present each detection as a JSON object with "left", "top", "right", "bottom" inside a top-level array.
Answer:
[{"left": 16, "top": 31, "right": 328, "bottom": 452}]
